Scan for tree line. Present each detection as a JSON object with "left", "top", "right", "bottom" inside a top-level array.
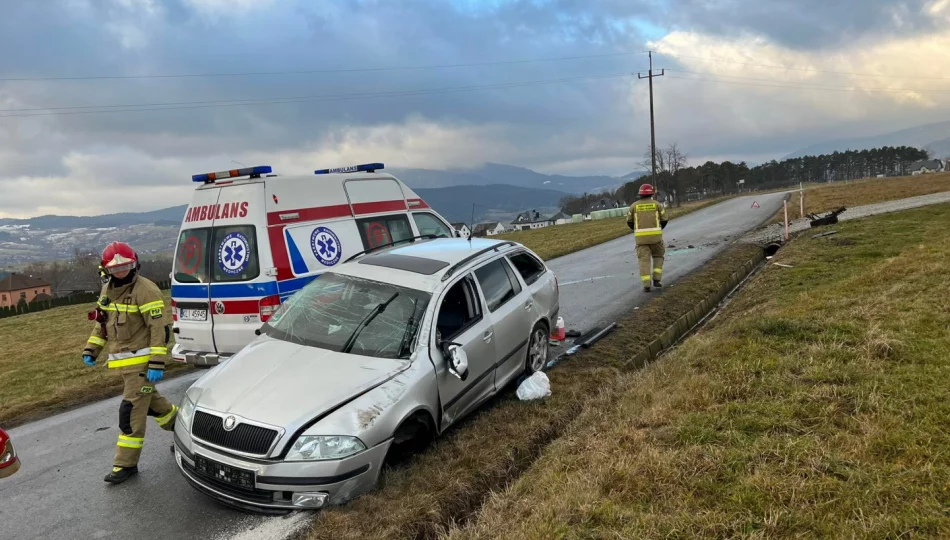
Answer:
[{"left": 559, "top": 144, "right": 932, "bottom": 211}]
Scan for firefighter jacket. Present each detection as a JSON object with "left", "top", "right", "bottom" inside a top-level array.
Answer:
[
  {"left": 626, "top": 197, "right": 669, "bottom": 246},
  {"left": 82, "top": 274, "right": 169, "bottom": 372}
]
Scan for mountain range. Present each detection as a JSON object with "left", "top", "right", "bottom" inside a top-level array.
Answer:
[
  {"left": 785, "top": 120, "right": 950, "bottom": 160},
  {"left": 0, "top": 164, "right": 645, "bottom": 266}
]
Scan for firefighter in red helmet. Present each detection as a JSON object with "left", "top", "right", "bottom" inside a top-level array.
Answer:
[
  {"left": 626, "top": 184, "right": 669, "bottom": 292},
  {"left": 82, "top": 242, "right": 176, "bottom": 484}
]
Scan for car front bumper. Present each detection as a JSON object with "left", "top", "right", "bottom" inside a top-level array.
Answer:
[
  {"left": 173, "top": 425, "right": 391, "bottom": 512},
  {"left": 172, "top": 343, "right": 233, "bottom": 367}
]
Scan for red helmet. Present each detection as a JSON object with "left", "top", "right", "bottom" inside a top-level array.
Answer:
[
  {"left": 638, "top": 184, "right": 656, "bottom": 196},
  {"left": 101, "top": 242, "right": 138, "bottom": 275}
]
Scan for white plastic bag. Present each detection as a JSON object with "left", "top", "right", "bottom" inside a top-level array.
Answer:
[{"left": 516, "top": 371, "right": 551, "bottom": 401}]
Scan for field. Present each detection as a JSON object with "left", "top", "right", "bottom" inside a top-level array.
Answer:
[
  {"left": 496, "top": 196, "right": 730, "bottom": 260},
  {"left": 301, "top": 243, "right": 764, "bottom": 540},
  {"left": 0, "top": 292, "right": 190, "bottom": 428},
  {"left": 444, "top": 203, "right": 950, "bottom": 539},
  {"left": 772, "top": 171, "right": 950, "bottom": 223}
]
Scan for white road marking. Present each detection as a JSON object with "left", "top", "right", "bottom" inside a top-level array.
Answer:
[{"left": 559, "top": 275, "right": 611, "bottom": 286}]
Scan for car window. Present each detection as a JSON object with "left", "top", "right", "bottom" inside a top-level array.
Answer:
[
  {"left": 263, "top": 273, "right": 430, "bottom": 359},
  {"left": 436, "top": 276, "right": 482, "bottom": 342},
  {"left": 474, "top": 259, "right": 519, "bottom": 312},
  {"left": 174, "top": 228, "right": 211, "bottom": 284},
  {"left": 508, "top": 252, "right": 546, "bottom": 285},
  {"left": 212, "top": 225, "right": 260, "bottom": 282},
  {"left": 356, "top": 215, "right": 413, "bottom": 250},
  {"left": 412, "top": 212, "right": 453, "bottom": 238}
]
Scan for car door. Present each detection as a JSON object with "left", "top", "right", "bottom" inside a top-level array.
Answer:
[
  {"left": 431, "top": 274, "right": 497, "bottom": 427},
  {"left": 473, "top": 257, "right": 533, "bottom": 389}
]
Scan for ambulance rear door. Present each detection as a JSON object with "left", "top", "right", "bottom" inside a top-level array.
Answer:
[
  {"left": 343, "top": 177, "right": 415, "bottom": 249},
  {"left": 171, "top": 187, "right": 221, "bottom": 356},
  {"left": 208, "top": 181, "right": 275, "bottom": 355}
]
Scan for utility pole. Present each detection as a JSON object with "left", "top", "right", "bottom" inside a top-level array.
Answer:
[{"left": 638, "top": 51, "right": 665, "bottom": 199}]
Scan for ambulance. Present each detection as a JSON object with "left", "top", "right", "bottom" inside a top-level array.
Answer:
[{"left": 170, "top": 163, "right": 457, "bottom": 367}]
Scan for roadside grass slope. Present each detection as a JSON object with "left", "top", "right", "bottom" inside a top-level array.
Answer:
[
  {"left": 0, "top": 292, "right": 188, "bottom": 427},
  {"left": 445, "top": 203, "right": 950, "bottom": 539}
]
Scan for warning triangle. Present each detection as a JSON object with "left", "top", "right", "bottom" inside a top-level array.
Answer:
[{"left": 751, "top": 201, "right": 760, "bottom": 208}]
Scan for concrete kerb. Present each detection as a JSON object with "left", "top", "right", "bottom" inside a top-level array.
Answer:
[{"left": 620, "top": 249, "right": 766, "bottom": 372}]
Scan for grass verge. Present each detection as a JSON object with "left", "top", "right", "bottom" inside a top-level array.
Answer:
[
  {"left": 496, "top": 196, "right": 730, "bottom": 260},
  {"left": 301, "top": 243, "right": 762, "bottom": 540},
  {"left": 446, "top": 203, "right": 950, "bottom": 539},
  {"left": 0, "top": 292, "right": 190, "bottom": 428},
  {"left": 770, "top": 171, "right": 950, "bottom": 224}
]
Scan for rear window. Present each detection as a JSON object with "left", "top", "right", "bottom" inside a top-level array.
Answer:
[
  {"left": 356, "top": 215, "right": 413, "bottom": 250},
  {"left": 174, "top": 225, "right": 260, "bottom": 283}
]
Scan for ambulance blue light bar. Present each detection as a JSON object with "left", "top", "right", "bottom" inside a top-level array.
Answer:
[
  {"left": 314, "top": 163, "right": 384, "bottom": 175},
  {"left": 192, "top": 166, "right": 272, "bottom": 183}
]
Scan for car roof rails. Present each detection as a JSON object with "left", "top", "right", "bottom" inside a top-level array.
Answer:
[{"left": 441, "top": 241, "right": 516, "bottom": 281}]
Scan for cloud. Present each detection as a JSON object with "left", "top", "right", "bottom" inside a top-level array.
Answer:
[{"left": 1, "top": 0, "right": 950, "bottom": 218}]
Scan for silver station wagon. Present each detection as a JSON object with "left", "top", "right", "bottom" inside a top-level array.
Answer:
[{"left": 173, "top": 238, "right": 559, "bottom": 511}]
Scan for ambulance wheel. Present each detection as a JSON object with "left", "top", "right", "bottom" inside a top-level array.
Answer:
[{"left": 525, "top": 322, "right": 549, "bottom": 375}]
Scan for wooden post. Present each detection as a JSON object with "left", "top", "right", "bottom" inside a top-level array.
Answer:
[
  {"left": 784, "top": 200, "right": 790, "bottom": 241},
  {"left": 799, "top": 182, "right": 805, "bottom": 219}
]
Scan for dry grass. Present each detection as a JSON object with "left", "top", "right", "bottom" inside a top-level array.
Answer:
[
  {"left": 445, "top": 203, "right": 950, "bottom": 539},
  {"left": 496, "top": 196, "right": 731, "bottom": 260},
  {"left": 0, "top": 292, "right": 190, "bottom": 428},
  {"left": 301, "top": 243, "right": 762, "bottom": 540},
  {"left": 772, "top": 172, "right": 950, "bottom": 223}
]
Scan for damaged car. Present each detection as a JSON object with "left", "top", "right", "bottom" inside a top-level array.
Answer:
[{"left": 173, "top": 237, "right": 558, "bottom": 512}]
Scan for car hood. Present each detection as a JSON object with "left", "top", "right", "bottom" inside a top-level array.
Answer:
[{"left": 191, "top": 337, "right": 411, "bottom": 430}]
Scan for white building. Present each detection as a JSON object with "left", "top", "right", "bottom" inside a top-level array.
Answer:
[
  {"left": 473, "top": 222, "right": 507, "bottom": 237},
  {"left": 510, "top": 210, "right": 554, "bottom": 231},
  {"left": 450, "top": 223, "right": 471, "bottom": 238}
]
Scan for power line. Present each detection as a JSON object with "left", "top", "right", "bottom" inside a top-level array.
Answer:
[
  {"left": 637, "top": 51, "right": 665, "bottom": 192},
  {"left": 658, "top": 51, "right": 950, "bottom": 81},
  {"left": 0, "top": 72, "right": 635, "bottom": 118},
  {"left": 0, "top": 51, "right": 647, "bottom": 82},
  {"left": 666, "top": 72, "right": 950, "bottom": 95}
]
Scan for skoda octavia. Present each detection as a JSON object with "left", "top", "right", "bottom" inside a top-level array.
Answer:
[{"left": 173, "top": 238, "right": 558, "bottom": 512}]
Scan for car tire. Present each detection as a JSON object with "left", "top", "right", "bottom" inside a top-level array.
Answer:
[{"left": 525, "top": 322, "right": 549, "bottom": 375}]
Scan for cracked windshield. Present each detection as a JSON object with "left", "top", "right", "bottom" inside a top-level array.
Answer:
[{"left": 263, "top": 273, "right": 430, "bottom": 359}]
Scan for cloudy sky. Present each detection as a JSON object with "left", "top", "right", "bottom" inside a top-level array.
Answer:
[{"left": 1, "top": 0, "right": 949, "bottom": 218}]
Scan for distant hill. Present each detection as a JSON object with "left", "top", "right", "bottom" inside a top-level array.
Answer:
[
  {"left": 393, "top": 163, "right": 639, "bottom": 195},
  {"left": 785, "top": 120, "right": 950, "bottom": 159},
  {"left": 414, "top": 184, "right": 567, "bottom": 223},
  {"left": 0, "top": 205, "right": 188, "bottom": 229}
]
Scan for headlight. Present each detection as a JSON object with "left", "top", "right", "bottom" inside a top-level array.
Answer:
[
  {"left": 286, "top": 436, "right": 366, "bottom": 461},
  {"left": 178, "top": 394, "right": 196, "bottom": 430}
]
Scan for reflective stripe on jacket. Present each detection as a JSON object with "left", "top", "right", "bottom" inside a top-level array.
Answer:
[
  {"left": 81, "top": 275, "right": 169, "bottom": 370},
  {"left": 626, "top": 199, "right": 668, "bottom": 245}
]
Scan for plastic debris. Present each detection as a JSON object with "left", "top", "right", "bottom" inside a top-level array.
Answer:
[{"left": 516, "top": 371, "right": 551, "bottom": 401}]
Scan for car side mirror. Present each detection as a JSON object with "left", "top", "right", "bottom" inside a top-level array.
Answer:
[{"left": 445, "top": 343, "right": 469, "bottom": 381}]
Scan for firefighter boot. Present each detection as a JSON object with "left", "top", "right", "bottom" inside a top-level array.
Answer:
[
  {"left": 653, "top": 280, "right": 663, "bottom": 288},
  {"left": 104, "top": 465, "right": 138, "bottom": 484}
]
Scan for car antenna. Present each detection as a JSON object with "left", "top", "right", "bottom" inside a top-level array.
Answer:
[{"left": 468, "top": 203, "right": 475, "bottom": 246}]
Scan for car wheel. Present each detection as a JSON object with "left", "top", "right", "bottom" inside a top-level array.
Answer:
[{"left": 525, "top": 322, "right": 549, "bottom": 375}]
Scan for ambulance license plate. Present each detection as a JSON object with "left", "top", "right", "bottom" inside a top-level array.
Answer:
[
  {"left": 194, "top": 454, "right": 255, "bottom": 490},
  {"left": 180, "top": 309, "right": 207, "bottom": 321}
]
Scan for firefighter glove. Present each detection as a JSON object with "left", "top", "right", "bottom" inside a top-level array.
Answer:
[
  {"left": 626, "top": 221, "right": 635, "bottom": 231},
  {"left": 146, "top": 369, "right": 164, "bottom": 383},
  {"left": 83, "top": 355, "right": 96, "bottom": 367}
]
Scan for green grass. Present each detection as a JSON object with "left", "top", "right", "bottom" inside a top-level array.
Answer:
[
  {"left": 445, "top": 203, "right": 950, "bottom": 539},
  {"left": 301, "top": 243, "right": 763, "bottom": 540},
  {"left": 496, "top": 196, "right": 731, "bottom": 260},
  {"left": 0, "top": 292, "right": 191, "bottom": 428}
]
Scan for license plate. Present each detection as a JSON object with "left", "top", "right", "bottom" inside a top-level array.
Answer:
[
  {"left": 194, "top": 454, "right": 255, "bottom": 490},
  {"left": 180, "top": 309, "right": 207, "bottom": 321}
]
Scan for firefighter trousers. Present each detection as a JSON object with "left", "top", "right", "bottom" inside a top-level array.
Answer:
[
  {"left": 636, "top": 241, "right": 665, "bottom": 285},
  {"left": 114, "top": 367, "right": 178, "bottom": 468}
]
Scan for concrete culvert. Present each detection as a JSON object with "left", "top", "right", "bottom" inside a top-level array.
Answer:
[{"left": 764, "top": 243, "right": 782, "bottom": 258}]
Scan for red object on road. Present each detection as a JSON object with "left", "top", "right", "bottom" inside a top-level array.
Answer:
[
  {"left": 0, "top": 427, "right": 21, "bottom": 479},
  {"left": 751, "top": 201, "right": 760, "bottom": 208},
  {"left": 550, "top": 316, "right": 566, "bottom": 341}
]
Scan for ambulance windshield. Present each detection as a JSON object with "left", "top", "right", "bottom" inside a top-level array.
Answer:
[{"left": 174, "top": 225, "right": 260, "bottom": 283}]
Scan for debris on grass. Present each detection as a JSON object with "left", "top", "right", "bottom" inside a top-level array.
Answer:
[{"left": 812, "top": 230, "right": 839, "bottom": 238}]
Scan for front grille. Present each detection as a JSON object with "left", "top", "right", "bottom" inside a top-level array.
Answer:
[
  {"left": 182, "top": 459, "right": 276, "bottom": 504},
  {"left": 192, "top": 411, "right": 278, "bottom": 455}
]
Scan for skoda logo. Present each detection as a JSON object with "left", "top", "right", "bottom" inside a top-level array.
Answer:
[
  {"left": 215, "top": 301, "right": 226, "bottom": 315},
  {"left": 223, "top": 415, "right": 238, "bottom": 431}
]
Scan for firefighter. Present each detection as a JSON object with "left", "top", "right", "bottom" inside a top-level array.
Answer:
[
  {"left": 82, "top": 242, "right": 176, "bottom": 484},
  {"left": 626, "top": 184, "right": 669, "bottom": 292}
]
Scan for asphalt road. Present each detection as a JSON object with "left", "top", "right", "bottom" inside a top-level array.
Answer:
[{"left": 0, "top": 192, "right": 787, "bottom": 540}]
